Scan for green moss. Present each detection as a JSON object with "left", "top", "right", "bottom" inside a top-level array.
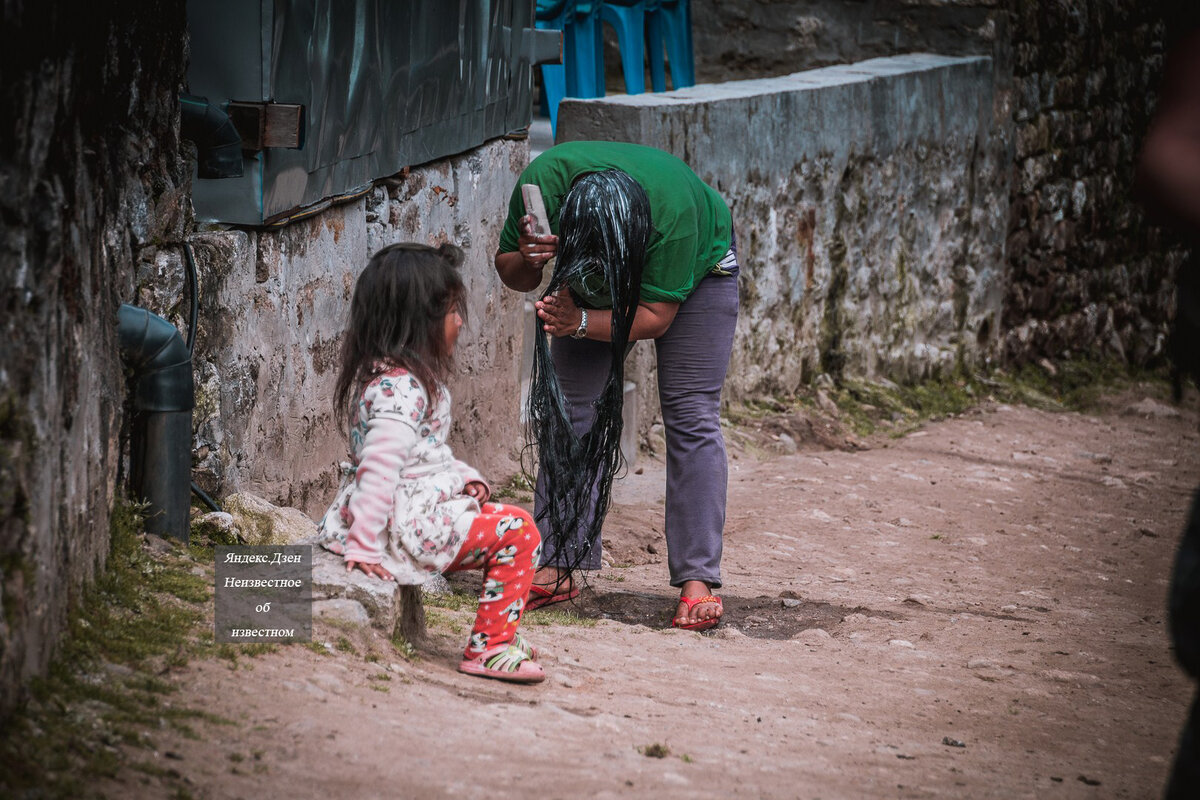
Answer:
[
  {"left": 788, "top": 356, "right": 1167, "bottom": 440},
  {"left": 0, "top": 501, "right": 236, "bottom": 797}
]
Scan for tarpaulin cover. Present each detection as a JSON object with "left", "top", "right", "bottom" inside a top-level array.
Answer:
[{"left": 188, "top": 0, "right": 536, "bottom": 226}]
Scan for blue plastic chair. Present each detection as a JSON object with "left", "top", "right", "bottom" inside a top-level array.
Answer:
[
  {"left": 565, "top": 1, "right": 604, "bottom": 98},
  {"left": 537, "top": 0, "right": 604, "bottom": 135},
  {"left": 536, "top": 2, "right": 568, "bottom": 133},
  {"left": 600, "top": 1, "right": 647, "bottom": 95},
  {"left": 646, "top": 0, "right": 694, "bottom": 91}
]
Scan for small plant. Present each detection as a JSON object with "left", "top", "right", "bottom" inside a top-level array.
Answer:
[
  {"left": 492, "top": 473, "right": 535, "bottom": 502},
  {"left": 639, "top": 743, "right": 670, "bottom": 758},
  {"left": 391, "top": 634, "right": 419, "bottom": 661}
]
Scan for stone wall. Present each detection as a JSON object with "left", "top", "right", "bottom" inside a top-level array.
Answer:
[
  {"left": 689, "top": 0, "right": 1003, "bottom": 84},
  {"left": 0, "top": 1, "right": 189, "bottom": 720},
  {"left": 675, "top": 0, "right": 1197, "bottom": 367},
  {"left": 171, "top": 141, "right": 529, "bottom": 518},
  {"left": 559, "top": 55, "right": 1009, "bottom": 399},
  {"left": 1001, "top": 1, "right": 1197, "bottom": 363}
]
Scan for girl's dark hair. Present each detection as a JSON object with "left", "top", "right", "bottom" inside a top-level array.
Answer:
[
  {"left": 334, "top": 242, "right": 466, "bottom": 425},
  {"left": 527, "top": 169, "right": 653, "bottom": 577}
]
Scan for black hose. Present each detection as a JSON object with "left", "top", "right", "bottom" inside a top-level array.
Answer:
[
  {"left": 182, "top": 241, "right": 199, "bottom": 355},
  {"left": 191, "top": 481, "right": 221, "bottom": 513}
]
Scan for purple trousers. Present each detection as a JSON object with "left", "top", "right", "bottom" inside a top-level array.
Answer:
[{"left": 534, "top": 268, "right": 739, "bottom": 589}]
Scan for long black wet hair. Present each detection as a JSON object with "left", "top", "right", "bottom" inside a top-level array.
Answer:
[
  {"left": 527, "top": 169, "right": 653, "bottom": 576},
  {"left": 334, "top": 242, "right": 466, "bottom": 427}
]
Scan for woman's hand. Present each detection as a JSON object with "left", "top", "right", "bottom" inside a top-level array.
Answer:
[
  {"left": 463, "top": 480, "right": 491, "bottom": 504},
  {"left": 346, "top": 560, "right": 395, "bottom": 581},
  {"left": 518, "top": 214, "right": 557, "bottom": 269},
  {"left": 535, "top": 289, "right": 584, "bottom": 337}
]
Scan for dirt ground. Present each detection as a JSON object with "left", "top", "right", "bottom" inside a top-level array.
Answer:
[{"left": 104, "top": 388, "right": 1200, "bottom": 799}]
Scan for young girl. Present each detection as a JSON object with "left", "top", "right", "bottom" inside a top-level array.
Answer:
[{"left": 316, "top": 242, "right": 545, "bottom": 684}]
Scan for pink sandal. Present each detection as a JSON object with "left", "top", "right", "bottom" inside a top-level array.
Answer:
[
  {"left": 672, "top": 594, "right": 723, "bottom": 632},
  {"left": 458, "top": 643, "right": 545, "bottom": 684}
]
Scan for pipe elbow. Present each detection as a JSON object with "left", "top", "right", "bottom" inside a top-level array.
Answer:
[
  {"left": 180, "top": 94, "right": 244, "bottom": 179},
  {"left": 117, "top": 304, "right": 195, "bottom": 412}
]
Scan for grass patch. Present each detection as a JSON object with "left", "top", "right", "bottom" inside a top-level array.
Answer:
[
  {"left": 639, "top": 742, "right": 671, "bottom": 758},
  {"left": 491, "top": 473, "right": 534, "bottom": 502},
  {"left": 809, "top": 357, "right": 1170, "bottom": 439},
  {"left": 390, "top": 634, "right": 419, "bottom": 661},
  {"left": 523, "top": 607, "right": 598, "bottom": 628},
  {"left": 0, "top": 502, "right": 235, "bottom": 798},
  {"left": 423, "top": 588, "right": 480, "bottom": 613},
  {"left": 425, "top": 608, "right": 466, "bottom": 635}
]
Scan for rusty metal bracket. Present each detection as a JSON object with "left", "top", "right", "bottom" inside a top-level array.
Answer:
[{"left": 226, "top": 102, "right": 305, "bottom": 151}]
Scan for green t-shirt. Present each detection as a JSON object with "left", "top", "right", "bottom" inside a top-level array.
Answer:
[{"left": 498, "top": 141, "right": 732, "bottom": 305}]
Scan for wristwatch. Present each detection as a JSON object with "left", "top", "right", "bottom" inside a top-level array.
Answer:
[{"left": 571, "top": 308, "right": 589, "bottom": 339}]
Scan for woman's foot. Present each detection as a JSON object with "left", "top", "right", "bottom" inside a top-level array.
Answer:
[
  {"left": 526, "top": 566, "right": 581, "bottom": 610},
  {"left": 673, "top": 580, "right": 723, "bottom": 630},
  {"left": 532, "top": 566, "right": 574, "bottom": 593}
]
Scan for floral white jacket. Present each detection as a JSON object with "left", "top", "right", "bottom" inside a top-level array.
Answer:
[{"left": 316, "top": 368, "right": 486, "bottom": 584}]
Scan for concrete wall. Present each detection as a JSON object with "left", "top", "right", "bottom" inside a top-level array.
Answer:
[
  {"left": 559, "top": 54, "right": 1008, "bottom": 402},
  {"left": 167, "top": 141, "right": 530, "bottom": 517},
  {"left": 674, "top": 0, "right": 1197, "bottom": 367},
  {"left": 0, "top": 1, "right": 189, "bottom": 720}
]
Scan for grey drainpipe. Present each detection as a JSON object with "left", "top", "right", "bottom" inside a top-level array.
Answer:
[
  {"left": 118, "top": 304, "right": 194, "bottom": 542},
  {"left": 180, "top": 93, "right": 244, "bottom": 179}
]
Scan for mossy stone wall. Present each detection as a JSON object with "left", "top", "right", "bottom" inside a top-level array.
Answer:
[{"left": 0, "top": 1, "right": 189, "bottom": 720}]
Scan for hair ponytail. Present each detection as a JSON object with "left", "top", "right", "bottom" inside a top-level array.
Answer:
[{"left": 526, "top": 169, "right": 653, "bottom": 576}]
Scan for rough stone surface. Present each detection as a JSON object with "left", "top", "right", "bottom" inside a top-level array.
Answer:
[
  {"left": 190, "top": 512, "right": 241, "bottom": 546},
  {"left": 0, "top": 1, "right": 189, "bottom": 721},
  {"left": 310, "top": 547, "right": 426, "bottom": 641},
  {"left": 676, "top": 0, "right": 1198, "bottom": 370},
  {"left": 312, "top": 598, "right": 371, "bottom": 627},
  {"left": 175, "top": 140, "right": 529, "bottom": 516},
  {"left": 223, "top": 493, "right": 318, "bottom": 546},
  {"left": 1000, "top": 1, "right": 1198, "bottom": 364},
  {"left": 560, "top": 54, "right": 1008, "bottom": 395}
]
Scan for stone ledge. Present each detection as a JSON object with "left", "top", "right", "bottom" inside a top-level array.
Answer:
[{"left": 310, "top": 548, "right": 425, "bottom": 642}]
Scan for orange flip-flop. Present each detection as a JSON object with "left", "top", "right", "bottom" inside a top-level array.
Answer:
[
  {"left": 526, "top": 584, "right": 580, "bottom": 610},
  {"left": 672, "top": 594, "right": 722, "bottom": 631}
]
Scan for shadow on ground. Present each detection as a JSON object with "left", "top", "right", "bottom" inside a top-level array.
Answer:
[{"left": 565, "top": 588, "right": 884, "bottom": 640}]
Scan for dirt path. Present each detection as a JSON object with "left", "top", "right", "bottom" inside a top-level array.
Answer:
[{"left": 109, "top": 391, "right": 1199, "bottom": 799}]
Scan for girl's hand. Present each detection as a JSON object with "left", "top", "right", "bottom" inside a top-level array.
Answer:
[
  {"left": 518, "top": 215, "right": 557, "bottom": 270},
  {"left": 535, "top": 289, "right": 584, "bottom": 337},
  {"left": 346, "top": 560, "right": 395, "bottom": 581},
  {"left": 463, "top": 480, "right": 491, "bottom": 504}
]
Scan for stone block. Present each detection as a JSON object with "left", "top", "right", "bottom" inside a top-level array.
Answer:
[
  {"left": 313, "top": 598, "right": 371, "bottom": 627},
  {"left": 310, "top": 547, "right": 426, "bottom": 642},
  {"left": 558, "top": 54, "right": 1007, "bottom": 392},
  {"left": 223, "top": 492, "right": 318, "bottom": 546}
]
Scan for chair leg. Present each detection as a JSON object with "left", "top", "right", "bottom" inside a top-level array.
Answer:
[
  {"left": 646, "top": 12, "right": 667, "bottom": 92},
  {"left": 540, "top": 62, "right": 566, "bottom": 136},
  {"left": 660, "top": 0, "right": 694, "bottom": 90},
  {"left": 568, "top": 14, "right": 604, "bottom": 98},
  {"left": 600, "top": 4, "right": 646, "bottom": 95}
]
